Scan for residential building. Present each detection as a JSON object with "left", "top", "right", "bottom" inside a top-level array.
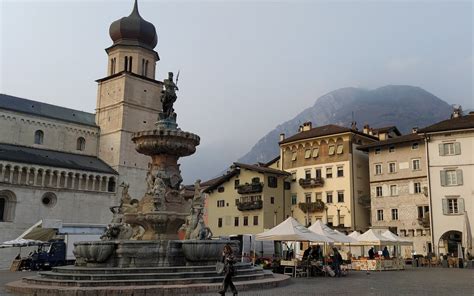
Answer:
[
  {"left": 204, "top": 162, "right": 290, "bottom": 237},
  {"left": 278, "top": 122, "right": 378, "bottom": 232},
  {"left": 358, "top": 131, "right": 431, "bottom": 256},
  {"left": 0, "top": 2, "right": 163, "bottom": 269},
  {"left": 419, "top": 110, "right": 474, "bottom": 257}
]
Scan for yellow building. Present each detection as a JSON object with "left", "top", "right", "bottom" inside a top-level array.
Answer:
[
  {"left": 205, "top": 162, "right": 290, "bottom": 236},
  {"left": 278, "top": 122, "right": 378, "bottom": 232}
]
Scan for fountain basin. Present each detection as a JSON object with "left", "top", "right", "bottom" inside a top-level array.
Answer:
[
  {"left": 73, "top": 241, "right": 116, "bottom": 265},
  {"left": 181, "top": 240, "right": 240, "bottom": 265},
  {"left": 132, "top": 129, "right": 200, "bottom": 157}
]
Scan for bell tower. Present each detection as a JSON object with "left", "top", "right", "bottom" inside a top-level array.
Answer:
[{"left": 96, "top": 0, "right": 163, "bottom": 198}]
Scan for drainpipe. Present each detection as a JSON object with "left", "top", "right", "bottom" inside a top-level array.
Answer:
[
  {"left": 350, "top": 138, "right": 357, "bottom": 230},
  {"left": 424, "top": 135, "right": 436, "bottom": 255}
]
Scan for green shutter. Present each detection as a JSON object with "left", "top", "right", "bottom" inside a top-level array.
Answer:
[
  {"left": 456, "top": 170, "right": 463, "bottom": 185},
  {"left": 454, "top": 142, "right": 461, "bottom": 155},
  {"left": 439, "top": 144, "right": 445, "bottom": 156},
  {"left": 440, "top": 170, "right": 447, "bottom": 186},
  {"left": 442, "top": 198, "right": 448, "bottom": 215},
  {"left": 458, "top": 198, "right": 465, "bottom": 213}
]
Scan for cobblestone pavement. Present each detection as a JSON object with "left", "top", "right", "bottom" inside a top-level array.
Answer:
[{"left": 1, "top": 267, "right": 473, "bottom": 296}]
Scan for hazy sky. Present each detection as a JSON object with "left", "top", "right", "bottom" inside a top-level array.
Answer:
[{"left": 1, "top": 0, "right": 472, "bottom": 183}]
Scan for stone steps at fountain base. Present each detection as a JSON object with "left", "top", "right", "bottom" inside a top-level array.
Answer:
[
  {"left": 6, "top": 272, "right": 290, "bottom": 296},
  {"left": 37, "top": 267, "right": 263, "bottom": 281}
]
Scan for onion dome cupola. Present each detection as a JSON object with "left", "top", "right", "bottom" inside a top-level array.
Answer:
[{"left": 109, "top": 0, "right": 158, "bottom": 50}]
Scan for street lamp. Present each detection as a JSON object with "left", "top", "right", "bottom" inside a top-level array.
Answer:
[{"left": 327, "top": 204, "right": 350, "bottom": 228}]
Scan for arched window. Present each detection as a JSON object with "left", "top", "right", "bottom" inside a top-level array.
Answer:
[
  {"left": 34, "top": 130, "right": 44, "bottom": 145},
  {"left": 145, "top": 60, "right": 149, "bottom": 77},
  {"left": 76, "top": 137, "right": 86, "bottom": 151},
  {"left": 108, "top": 177, "right": 116, "bottom": 192},
  {"left": 124, "top": 56, "right": 128, "bottom": 72},
  {"left": 141, "top": 58, "right": 145, "bottom": 76},
  {"left": 128, "top": 56, "right": 133, "bottom": 72},
  {"left": 0, "top": 190, "right": 17, "bottom": 222}
]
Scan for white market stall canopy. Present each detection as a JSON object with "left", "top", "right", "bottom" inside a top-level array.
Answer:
[
  {"left": 348, "top": 231, "right": 361, "bottom": 239},
  {"left": 308, "top": 220, "right": 357, "bottom": 243},
  {"left": 256, "top": 217, "right": 333, "bottom": 243},
  {"left": 382, "top": 230, "right": 413, "bottom": 246},
  {"left": 0, "top": 219, "right": 61, "bottom": 248},
  {"left": 354, "top": 229, "right": 397, "bottom": 246},
  {"left": 0, "top": 238, "right": 44, "bottom": 248}
]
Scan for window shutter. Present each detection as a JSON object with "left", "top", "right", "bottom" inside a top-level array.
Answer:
[
  {"left": 442, "top": 198, "right": 448, "bottom": 215},
  {"left": 382, "top": 184, "right": 388, "bottom": 197},
  {"left": 454, "top": 142, "right": 461, "bottom": 155},
  {"left": 456, "top": 170, "right": 463, "bottom": 185},
  {"left": 408, "top": 181, "right": 414, "bottom": 194},
  {"left": 439, "top": 144, "right": 445, "bottom": 156},
  {"left": 458, "top": 198, "right": 465, "bottom": 213},
  {"left": 440, "top": 170, "right": 447, "bottom": 186}
]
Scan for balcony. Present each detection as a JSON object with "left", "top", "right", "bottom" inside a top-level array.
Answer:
[
  {"left": 237, "top": 200, "right": 263, "bottom": 211},
  {"left": 298, "top": 200, "right": 325, "bottom": 213},
  {"left": 417, "top": 216, "right": 430, "bottom": 228},
  {"left": 236, "top": 182, "right": 263, "bottom": 194},
  {"left": 298, "top": 177, "right": 324, "bottom": 188}
]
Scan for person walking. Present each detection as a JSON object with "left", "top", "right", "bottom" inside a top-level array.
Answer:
[
  {"left": 332, "top": 247, "right": 342, "bottom": 277},
  {"left": 219, "top": 244, "right": 238, "bottom": 295}
]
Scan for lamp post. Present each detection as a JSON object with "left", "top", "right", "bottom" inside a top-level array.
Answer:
[{"left": 327, "top": 204, "right": 350, "bottom": 229}]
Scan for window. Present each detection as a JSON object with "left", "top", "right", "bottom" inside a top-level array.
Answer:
[
  {"left": 243, "top": 216, "right": 249, "bottom": 226},
  {"left": 390, "top": 185, "right": 398, "bottom": 196},
  {"left": 337, "top": 166, "right": 344, "bottom": 177},
  {"left": 253, "top": 215, "right": 259, "bottom": 225},
  {"left": 316, "top": 193, "right": 322, "bottom": 201},
  {"left": 328, "top": 145, "right": 336, "bottom": 155},
  {"left": 327, "top": 216, "right": 333, "bottom": 227},
  {"left": 439, "top": 142, "right": 461, "bottom": 156},
  {"left": 326, "top": 167, "right": 333, "bottom": 178},
  {"left": 217, "top": 200, "right": 225, "bottom": 207},
  {"left": 0, "top": 198, "right": 5, "bottom": 221},
  {"left": 291, "top": 152, "right": 297, "bottom": 161},
  {"left": 312, "top": 147, "right": 319, "bottom": 158},
  {"left": 234, "top": 179, "right": 240, "bottom": 188},
  {"left": 446, "top": 198, "right": 459, "bottom": 214},
  {"left": 441, "top": 169, "right": 463, "bottom": 186},
  {"left": 315, "top": 168, "right": 322, "bottom": 179},
  {"left": 326, "top": 192, "right": 333, "bottom": 204},
  {"left": 375, "top": 164, "right": 382, "bottom": 175},
  {"left": 218, "top": 187, "right": 225, "bottom": 193},
  {"left": 268, "top": 176, "right": 277, "bottom": 188},
  {"left": 414, "top": 182, "right": 422, "bottom": 194},
  {"left": 34, "top": 130, "right": 44, "bottom": 145},
  {"left": 128, "top": 56, "right": 133, "bottom": 71},
  {"left": 377, "top": 210, "right": 384, "bottom": 221},
  {"left": 376, "top": 186, "right": 383, "bottom": 197},
  {"left": 391, "top": 209, "right": 398, "bottom": 220},
  {"left": 252, "top": 177, "right": 260, "bottom": 183},
  {"left": 389, "top": 146, "right": 395, "bottom": 153},
  {"left": 336, "top": 144, "right": 343, "bottom": 154},
  {"left": 284, "top": 182, "right": 291, "bottom": 190},
  {"left": 412, "top": 143, "right": 419, "bottom": 150},
  {"left": 337, "top": 191, "right": 344, "bottom": 203},
  {"left": 76, "top": 137, "right": 86, "bottom": 151},
  {"left": 388, "top": 162, "right": 396, "bottom": 173},
  {"left": 235, "top": 199, "right": 239, "bottom": 206},
  {"left": 304, "top": 149, "right": 311, "bottom": 159},
  {"left": 234, "top": 217, "right": 239, "bottom": 227},
  {"left": 291, "top": 172, "right": 296, "bottom": 182},
  {"left": 418, "top": 206, "right": 429, "bottom": 218},
  {"left": 291, "top": 194, "right": 297, "bottom": 205},
  {"left": 338, "top": 216, "right": 345, "bottom": 227},
  {"left": 305, "top": 170, "right": 311, "bottom": 179},
  {"left": 412, "top": 159, "right": 420, "bottom": 170},
  {"left": 124, "top": 56, "right": 128, "bottom": 71},
  {"left": 375, "top": 148, "right": 381, "bottom": 154},
  {"left": 305, "top": 193, "right": 312, "bottom": 203},
  {"left": 218, "top": 218, "right": 223, "bottom": 228},
  {"left": 270, "top": 196, "right": 275, "bottom": 204}
]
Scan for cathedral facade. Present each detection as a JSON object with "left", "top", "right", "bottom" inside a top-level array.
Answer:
[{"left": 0, "top": 1, "right": 163, "bottom": 269}]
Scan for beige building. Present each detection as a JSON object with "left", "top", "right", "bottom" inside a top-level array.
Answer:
[
  {"left": 0, "top": 2, "right": 163, "bottom": 269},
  {"left": 278, "top": 122, "right": 378, "bottom": 232},
  {"left": 205, "top": 162, "right": 290, "bottom": 237},
  {"left": 419, "top": 110, "right": 474, "bottom": 257},
  {"left": 359, "top": 131, "right": 431, "bottom": 256}
]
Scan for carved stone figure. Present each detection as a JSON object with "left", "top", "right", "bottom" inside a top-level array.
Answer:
[
  {"left": 101, "top": 223, "right": 134, "bottom": 241},
  {"left": 146, "top": 171, "right": 155, "bottom": 195},
  {"left": 192, "top": 179, "right": 203, "bottom": 207},
  {"left": 153, "top": 175, "right": 167, "bottom": 211},
  {"left": 131, "top": 225, "right": 145, "bottom": 240},
  {"left": 120, "top": 199, "right": 139, "bottom": 214},
  {"left": 160, "top": 72, "right": 179, "bottom": 119},
  {"left": 120, "top": 182, "right": 132, "bottom": 206}
]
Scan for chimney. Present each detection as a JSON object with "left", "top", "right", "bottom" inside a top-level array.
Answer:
[
  {"left": 363, "top": 124, "right": 370, "bottom": 134},
  {"left": 298, "top": 125, "right": 303, "bottom": 132},
  {"left": 412, "top": 127, "right": 418, "bottom": 134},
  {"left": 279, "top": 133, "right": 285, "bottom": 141},
  {"left": 302, "top": 121, "right": 312, "bottom": 132},
  {"left": 369, "top": 128, "right": 374, "bottom": 136},
  {"left": 451, "top": 105, "right": 463, "bottom": 118}
]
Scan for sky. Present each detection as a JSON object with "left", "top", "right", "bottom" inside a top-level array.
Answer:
[{"left": 1, "top": 0, "right": 472, "bottom": 183}]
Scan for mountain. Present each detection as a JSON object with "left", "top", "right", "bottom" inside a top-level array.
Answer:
[{"left": 237, "top": 85, "right": 453, "bottom": 164}]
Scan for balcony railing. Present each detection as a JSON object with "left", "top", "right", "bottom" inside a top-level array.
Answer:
[
  {"left": 298, "top": 200, "right": 325, "bottom": 213},
  {"left": 236, "top": 182, "right": 263, "bottom": 194},
  {"left": 298, "top": 177, "right": 324, "bottom": 188},
  {"left": 417, "top": 216, "right": 430, "bottom": 228},
  {"left": 237, "top": 200, "right": 263, "bottom": 211}
]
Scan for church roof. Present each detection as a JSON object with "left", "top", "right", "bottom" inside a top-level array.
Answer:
[
  {"left": 0, "top": 94, "right": 97, "bottom": 127},
  {"left": 0, "top": 143, "right": 117, "bottom": 175}
]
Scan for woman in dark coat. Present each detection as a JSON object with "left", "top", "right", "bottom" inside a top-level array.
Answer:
[{"left": 219, "top": 244, "right": 238, "bottom": 295}]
